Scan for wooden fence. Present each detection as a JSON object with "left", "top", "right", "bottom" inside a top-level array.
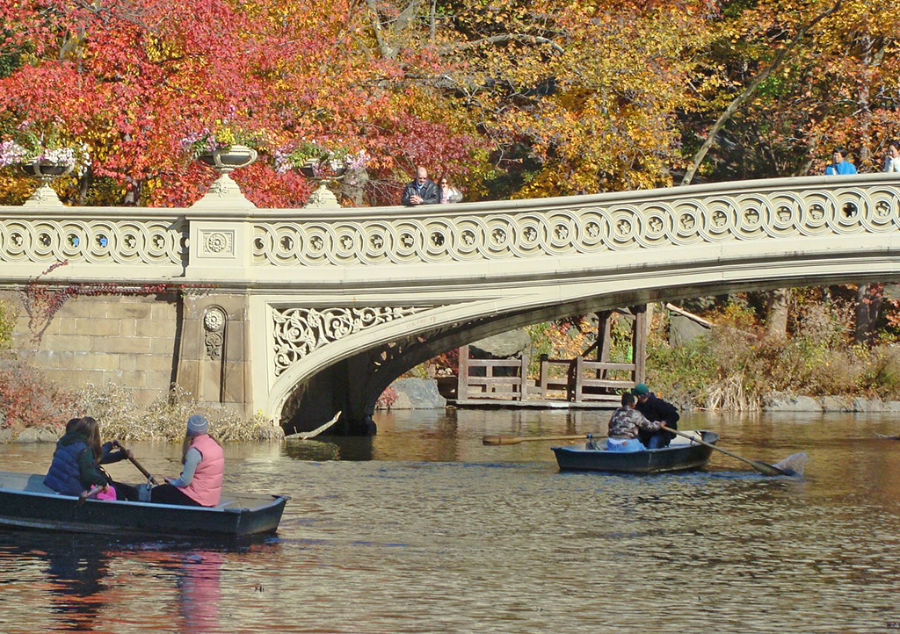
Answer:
[{"left": 455, "top": 305, "right": 648, "bottom": 406}]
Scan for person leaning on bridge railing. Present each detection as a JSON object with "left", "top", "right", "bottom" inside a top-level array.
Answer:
[
  {"left": 401, "top": 166, "right": 439, "bottom": 206},
  {"left": 825, "top": 147, "right": 857, "bottom": 176},
  {"left": 885, "top": 141, "right": 900, "bottom": 173},
  {"left": 438, "top": 174, "right": 463, "bottom": 204}
]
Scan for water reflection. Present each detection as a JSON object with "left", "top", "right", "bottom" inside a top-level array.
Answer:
[
  {"left": 44, "top": 537, "right": 110, "bottom": 631},
  {"left": 178, "top": 551, "right": 223, "bottom": 633},
  {"left": 283, "top": 439, "right": 342, "bottom": 461}
]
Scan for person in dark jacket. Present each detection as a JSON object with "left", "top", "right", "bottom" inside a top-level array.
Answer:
[
  {"left": 632, "top": 383, "right": 680, "bottom": 448},
  {"left": 44, "top": 417, "right": 109, "bottom": 496},
  {"left": 401, "top": 166, "right": 439, "bottom": 206},
  {"left": 45, "top": 417, "right": 138, "bottom": 500}
]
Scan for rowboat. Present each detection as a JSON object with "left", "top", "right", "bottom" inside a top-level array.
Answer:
[
  {"left": 551, "top": 430, "right": 719, "bottom": 474},
  {"left": 0, "top": 471, "right": 288, "bottom": 538}
]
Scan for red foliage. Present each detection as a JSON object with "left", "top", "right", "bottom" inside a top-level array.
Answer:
[
  {"left": 375, "top": 386, "right": 399, "bottom": 410},
  {"left": 233, "top": 162, "right": 313, "bottom": 208},
  {"left": 0, "top": 0, "right": 482, "bottom": 206},
  {"left": 0, "top": 362, "right": 76, "bottom": 430}
]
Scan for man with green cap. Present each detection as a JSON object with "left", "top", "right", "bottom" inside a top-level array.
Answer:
[{"left": 631, "top": 383, "right": 679, "bottom": 448}]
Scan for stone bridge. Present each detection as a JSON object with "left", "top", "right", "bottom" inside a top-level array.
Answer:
[{"left": 2, "top": 173, "right": 900, "bottom": 433}]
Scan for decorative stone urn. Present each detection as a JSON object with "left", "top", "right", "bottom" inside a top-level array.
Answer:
[
  {"left": 301, "top": 159, "right": 345, "bottom": 209},
  {"left": 21, "top": 159, "right": 74, "bottom": 207},
  {"left": 192, "top": 144, "right": 258, "bottom": 209},
  {"left": 197, "top": 144, "right": 258, "bottom": 174}
]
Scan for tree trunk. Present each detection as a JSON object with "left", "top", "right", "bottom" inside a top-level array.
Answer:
[{"left": 765, "top": 288, "right": 790, "bottom": 337}]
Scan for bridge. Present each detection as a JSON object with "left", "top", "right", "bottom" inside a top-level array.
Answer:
[{"left": 2, "top": 172, "right": 899, "bottom": 433}]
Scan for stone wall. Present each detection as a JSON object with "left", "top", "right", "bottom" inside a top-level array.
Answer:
[
  {"left": 0, "top": 289, "right": 179, "bottom": 407},
  {"left": 174, "top": 293, "right": 251, "bottom": 417}
]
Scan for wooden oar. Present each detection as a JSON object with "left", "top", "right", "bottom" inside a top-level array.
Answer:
[
  {"left": 78, "top": 485, "right": 104, "bottom": 504},
  {"left": 660, "top": 425, "right": 792, "bottom": 476},
  {"left": 483, "top": 433, "right": 602, "bottom": 446},
  {"left": 113, "top": 442, "right": 159, "bottom": 485}
]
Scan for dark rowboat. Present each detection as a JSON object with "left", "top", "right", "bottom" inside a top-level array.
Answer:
[
  {"left": 552, "top": 430, "right": 719, "bottom": 474},
  {"left": 0, "top": 471, "right": 288, "bottom": 538}
]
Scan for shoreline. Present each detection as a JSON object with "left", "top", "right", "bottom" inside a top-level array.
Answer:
[{"left": 4, "top": 391, "right": 899, "bottom": 444}]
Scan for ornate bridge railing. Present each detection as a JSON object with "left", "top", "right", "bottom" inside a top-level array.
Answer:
[
  {"left": 246, "top": 174, "right": 900, "bottom": 272},
  {"left": 2, "top": 173, "right": 900, "bottom": 422},
  {"left": 1, "top": 174, "right": 898, "bottom": 286}
]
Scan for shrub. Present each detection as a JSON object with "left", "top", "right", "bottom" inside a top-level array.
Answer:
[
  {"left": 648, "top": 297, "right": 900, "bottom": 409},
  {"left": 375, "top": 386, "right": 399, "bottom": 410},
  {"left": 0, "top": 299, "right": 13, "bottom": 351},
  {"left": 74, "top": 382, "right": 283, "bottom": 441},
  {"left": 0, "top": 361, "right": 76, "bottom": 430}
]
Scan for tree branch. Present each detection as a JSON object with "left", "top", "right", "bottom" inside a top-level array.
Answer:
[
  {"left": 681, "top": 0, "right": 844, "bottom": 185},
  {"left": 441, "top": 33, "right": 564, "bottom": 55}
]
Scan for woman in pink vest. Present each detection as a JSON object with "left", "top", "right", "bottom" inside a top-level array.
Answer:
[{"left": 151, "top": 415, "right": 224, "bottom": 507}]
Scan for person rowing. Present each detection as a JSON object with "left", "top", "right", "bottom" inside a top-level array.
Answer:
[
  {"left": 632, "top": 383, "right": 680, "bottom": 449},
  {"left": 150, "top": 415, "right": 224, "bottom": 507},
  {"left": 591, "top": 392, "right": 664, "bottom": 452}
]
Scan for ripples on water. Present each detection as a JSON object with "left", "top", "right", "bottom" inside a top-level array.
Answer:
[{"left": 0, "top": 409, "right": 897, "bottom": 632}]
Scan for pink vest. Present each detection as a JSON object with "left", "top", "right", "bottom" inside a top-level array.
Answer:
[{"left": 178, "top": 434, "right": 224, "bottom": 507}]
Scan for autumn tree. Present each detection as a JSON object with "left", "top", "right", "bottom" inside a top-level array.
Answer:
[{"left": 0, "top": 0, "right": 480, "bottom": 206}]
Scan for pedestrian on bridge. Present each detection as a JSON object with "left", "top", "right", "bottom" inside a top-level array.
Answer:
[
  {"left": 401, "top": 166, "right": 439, "bottom": 206},
  {"left": 825, "top": 147, "right": 857, "bottom": 175},
  {"left": 438, "top": 175, "right": 463, "bottom": 204},
  {"left": 884, "top": 141, "right": 900, "bottom": 173}
]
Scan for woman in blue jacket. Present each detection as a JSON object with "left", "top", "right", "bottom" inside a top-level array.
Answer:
[
  {"left": 44, "top": 417, "right": 109, "bottom": 496},
  {"left": 44, "top": 417, "right": 137, "bottom": 500}
]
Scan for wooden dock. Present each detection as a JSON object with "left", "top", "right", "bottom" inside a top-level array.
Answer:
[{"left": 454, "top": 306, "right": 647, "bottom": 409}]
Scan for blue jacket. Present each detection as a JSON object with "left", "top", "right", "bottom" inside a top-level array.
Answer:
[
  {"left": 825, "top": 161, "right": 857, "bottom": 175},
  {"left": 44, "top": 432, "right": 106, "bottom": 495}
]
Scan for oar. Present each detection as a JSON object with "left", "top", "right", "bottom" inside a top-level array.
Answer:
[
  {"left": 78, "top": 485, "right": 104, "bottom": 504},
  {"left": 483, "top": 433, "right": 603, "bottom": 446},
  {"left": 660, "top": 425, "right": 792, "bottom": 476},
  {"left": 113, "top": 442, "right": 159, "bottom": 485}
]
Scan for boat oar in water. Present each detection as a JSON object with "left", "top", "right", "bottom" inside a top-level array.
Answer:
[
  {"left": 483, "top": 433, "right": 603, "bottom": 446},
  {"left": 661, "top": 425, "right": 800, "bottom": 476}
]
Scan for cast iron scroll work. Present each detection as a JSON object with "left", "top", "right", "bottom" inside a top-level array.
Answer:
[{"left": 271, "top": 306, "right": 432, "bottom": 378}]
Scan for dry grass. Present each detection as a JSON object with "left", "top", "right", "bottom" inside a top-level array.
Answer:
[{"left": 74, "top": 383, "right": 284, "bottom": 442}]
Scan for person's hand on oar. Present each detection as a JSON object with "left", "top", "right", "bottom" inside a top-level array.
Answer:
[
  {"left": 112, "top": 441, "right": 159, "bottom": 485},
  {"left": 78, "top": 484, "right": 105, "bottom": 504}
]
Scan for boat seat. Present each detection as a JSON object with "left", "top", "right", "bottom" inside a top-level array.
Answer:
[
  {"left": 669, "top": 431, "right": 702, "bottom": 446},
  {"left": 21, "top": 474, "right": 56, "bottom": 494}
]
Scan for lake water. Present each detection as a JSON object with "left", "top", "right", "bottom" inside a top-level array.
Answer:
[{"left": 0, "top": 408, "right": 897, "bottom": 633}]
